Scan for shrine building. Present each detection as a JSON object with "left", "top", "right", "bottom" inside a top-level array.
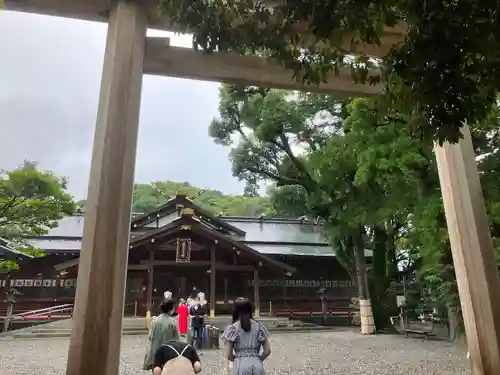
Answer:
[{"left": 1, "top": 195, "right": 371, "bottom": 318}]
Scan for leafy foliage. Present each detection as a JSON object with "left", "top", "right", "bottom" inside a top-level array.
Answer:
[
  {"left": 0, "top": 161, "right": 75, "bottom": 239},
  {"left": 159, "top": 0, "right": 500, "bottom": 143},
  {"left": 0, "top": 161, "right": 75, "bottom": 269},
  {"left": 209, "top": 84, "right": 382, "bottom": 324},
  {"left": 207, "top": 83, "right": 500, "bottom": 334},
  {"left": 78, "top": 181, "right": 281, "bottom": 217},
  {"left": 132, "top": 180, "right": 275, "bottom": 216}
]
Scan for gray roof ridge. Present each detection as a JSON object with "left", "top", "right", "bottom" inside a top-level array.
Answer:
[
  {"left": 242, "top": 241, "right": 330, "bottom": 246},
  {"left": 221, "top": 216, "right": 322, "bottom": 224}
]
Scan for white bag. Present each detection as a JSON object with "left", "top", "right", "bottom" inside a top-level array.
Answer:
[{"left": 161, "top": 344, "right": 194, "bottom": 375}]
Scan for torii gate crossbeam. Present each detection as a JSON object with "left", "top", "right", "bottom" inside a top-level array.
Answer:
[{"left": 4, "top": 1, "right": 500, "bottom": 375}]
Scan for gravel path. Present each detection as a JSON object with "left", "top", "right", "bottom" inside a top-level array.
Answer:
[{"left": 0, "top": 329, "right": 470, "bottom": 375}]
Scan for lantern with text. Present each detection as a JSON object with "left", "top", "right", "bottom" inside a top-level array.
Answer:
[{"left": 176, "top": 238, "right": 192, "bottom": 263}]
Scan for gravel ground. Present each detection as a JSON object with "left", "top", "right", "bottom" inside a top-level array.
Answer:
[{"left": 0, "top": 329, "right": 470, "bottom": 375}]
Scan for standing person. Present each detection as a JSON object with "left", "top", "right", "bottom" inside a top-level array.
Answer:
[
  {"left": 222, "top": 298, "right": 271, "bottom": 375},
  {"left": 143, "top": 299, "right": 180, "bottom": 371},
  {"left": 177, "top": 299, "right": 189, "bottom": 337},
  {"left": 189, "top": 296, "right": 206, "bottom": 354},
  {"left": 152, "top": 340, "right": 202, "bottom": 375}
]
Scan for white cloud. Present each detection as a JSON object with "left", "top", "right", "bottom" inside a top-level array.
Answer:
[{"left": 0, "top": 11, "right": 244, "bottom": 199}]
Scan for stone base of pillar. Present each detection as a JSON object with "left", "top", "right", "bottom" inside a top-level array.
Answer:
[
  {"left": 254, "top": 309, "right": 260, "bottom": 318},
  {"left": 359, "top": 299, "right": 375, "bottom": 335},
  {"left": 210, "top": 309, "right": 215, "bottom": 318},
  {"left": 146, "top": 310, "right": 151, "bottom": 329}
]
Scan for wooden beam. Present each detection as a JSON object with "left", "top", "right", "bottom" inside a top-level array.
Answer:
[
  {"left": 434, "top": 125, "right": 500, "bottom": 375},
  {"left": 148, "top": 260, "right": 211, "bottom": 267},
  {"left": 253, "top": 268, "right": 260, "bottom": 317},
  {"left": 63, "top": 259, "right": 254, "bottom": 271},
  {"left": 144, "top": 259, "right": 253, "bottom": 271},
  {"left": 65, "top": 3, "right": 146, "bottom": 375},
  {"left": 210, "top": 246, "right": 216, "bottom": 317},
  {"left": 217, "top": 264, "right": 254, "bottom": 272},
  {"left": 128, "top": 264, "right": 148, "bottom": 271},
  {"left": 143, "top": 37, "right": 382, "bottom": 96},
  {"left": 4, "top": 1, "right": 404, "bottom": 59},
  {"left": 146, "top": 249, "right": 154, "bottom": 313}
]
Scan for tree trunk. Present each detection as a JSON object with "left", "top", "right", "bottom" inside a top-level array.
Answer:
[
  {"left": 369, "top": 226, "right": 395, "bottom": 331},
  {"left": 353, "top": 229, "right": 375, "bottom": 334},
  {"left": 354, "top": 236, "right": 370, "bottom": 300}
]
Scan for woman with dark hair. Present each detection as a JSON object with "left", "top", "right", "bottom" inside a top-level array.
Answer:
[
  {"left": 143, "top": 298, "right": 180, "bottom": 371},
  {"left": 222, "top": 298, "right": 271, "bottom": 375}
]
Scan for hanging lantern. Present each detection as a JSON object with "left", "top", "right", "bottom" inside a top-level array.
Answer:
[{"left": 176, "top": 238, "right": 192, "bottom": 263}]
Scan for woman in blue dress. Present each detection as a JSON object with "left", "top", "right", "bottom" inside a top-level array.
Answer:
[{"left": 222, "top": 298, "right": 272, "bottom": 375}]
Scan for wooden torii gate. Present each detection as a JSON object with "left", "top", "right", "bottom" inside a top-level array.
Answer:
[{"left": 4, "top": 1, "right": 500, "bottom": 375}]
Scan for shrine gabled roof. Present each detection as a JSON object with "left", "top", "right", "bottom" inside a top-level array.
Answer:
[
  {"left": 0, "top": 238, "right": 33, "bottom": 261},
  {"left": 22, "top": 197, "right": 350, "bottom": 258},
  {"left": 22, "top": 215, "right": 338, "bottom": 257},
  {"left": 130, "top": 195, "right": 246, "bottom": 236},
  {"left": 130, "top": 214, "right": 295, "bottom": 274}
]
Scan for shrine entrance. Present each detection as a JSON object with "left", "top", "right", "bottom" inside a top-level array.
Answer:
[{"left": 130, "top": 208, "right": 294, "bottom": 318}]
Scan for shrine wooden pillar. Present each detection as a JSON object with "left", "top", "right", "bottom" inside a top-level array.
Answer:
[
  {"left": 146, "top": 248, "right": 155, "bottom": 323},
  {"left": 65, "top": 3, "right": 146, "bottom": 375},
  {"left": 253, "top": 268, "right": 260, "bottom": 317},
  {"left": 434, "top": 125, "right": 500, "bottom": 375},
  {"left": 210, "top": 246, "right": 216, "bottom": 317}
]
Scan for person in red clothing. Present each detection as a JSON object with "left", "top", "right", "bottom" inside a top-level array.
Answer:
[{"left": 177, "top": 298, "right": 189, "bottom": 337}]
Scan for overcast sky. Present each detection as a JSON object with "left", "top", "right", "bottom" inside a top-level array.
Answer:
[{"left": 0, "top": 11, "right": 244, "bottom": 200}]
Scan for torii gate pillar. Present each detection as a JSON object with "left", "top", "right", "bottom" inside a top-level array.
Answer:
[
  {"left": 65, "top": 2, "right": 146, "bottom": 375},
  {"left": 435, "top": 126, "right": 500, "bottom": 375}
]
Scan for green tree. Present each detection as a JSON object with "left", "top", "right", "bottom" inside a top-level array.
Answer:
[
  {"left": 160, "top": 0, "right": 500, "bottom": 144},
  {"left": 309, "top": 98, "right": 436, "bottom": 329},
  {"left": 209, "top": 85, "right": 379, "bottom": 325},
  {"left": 399, "top": 102, "right": 500, "bottom": 340},
  {"left": 210, "top": 85, "right": 447, "bottom": 330},
  {"left": 131, "top": 180, "right": 274, "bottom": 216},
  {"left": 0, "top": 161, "right": 75, "bottom": 269}
]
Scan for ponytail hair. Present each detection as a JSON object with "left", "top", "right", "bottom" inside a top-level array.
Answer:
[
  {"left": 232, "top": 298, "right": 254, "bottom": 332},
  {"left": 240, "top": 311, "right": 251, "bottom": 332}
]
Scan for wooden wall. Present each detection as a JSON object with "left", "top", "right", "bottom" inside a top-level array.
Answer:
[{"left": 1, "top": 254, "right": 356, "bottom": 317}]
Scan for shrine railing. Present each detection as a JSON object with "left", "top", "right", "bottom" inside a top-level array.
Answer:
[
  {"left": 271, "top": 308, "right": 352, "bottom": 318},
  {"left": 9, "top": 304, "right": 74, "bottom": 321}
]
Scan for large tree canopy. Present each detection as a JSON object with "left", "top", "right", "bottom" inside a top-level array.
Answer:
[
  {"left": 78, "top": 180, "right": 277, "bottom": 217},
  {"left": 0, "top": 161, "right": 75, "bottom": 240},
  {"left": 160, "top": 0, "right": 500, "bottom": 143},
  {"left": 208, "top": 82, "right": 500, "bottom": 333},
  {"left": 0, "top": 161, "right": 75, "bottom": 269},
  {"left": 131, "top": 180, "right": 274, "bottom": 216}
]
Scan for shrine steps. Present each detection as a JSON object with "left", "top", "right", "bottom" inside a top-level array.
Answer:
[{"left": 1, "top": 316, "right": 338, "bottom": 339}]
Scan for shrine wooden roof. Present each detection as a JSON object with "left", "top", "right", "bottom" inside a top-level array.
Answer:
[
  {"left": 23, "top": 196, "right": 373, "bottom": 258},
  {"left": 130, "top": 194, "right": 246, "bottom": 236},
  {"left": 130, "top": 214, "right": 296, "bottom": 273},
  {"left": 0, "top": 238, "right": 33, "bottom": 261}
]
